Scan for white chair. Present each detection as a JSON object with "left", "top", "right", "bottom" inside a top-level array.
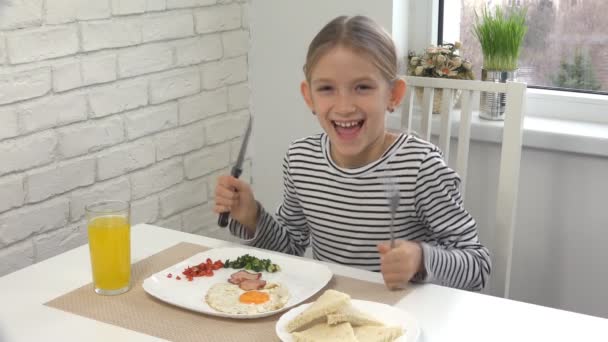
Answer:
[{"left": 400, "top": 76, "right": 527, "bottom": 298}]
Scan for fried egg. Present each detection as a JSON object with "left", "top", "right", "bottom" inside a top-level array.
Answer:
[{"left": 205, "top": 282, "right": 290, "bottom": 315}]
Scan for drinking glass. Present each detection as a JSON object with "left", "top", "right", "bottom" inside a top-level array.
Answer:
[{"left": 86, "top": 200, "right": 131, "bottom": 295}]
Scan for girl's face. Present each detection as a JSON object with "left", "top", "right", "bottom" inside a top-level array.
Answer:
[{"left": 301, "top": 46, "right": 405, "bottom": 168}]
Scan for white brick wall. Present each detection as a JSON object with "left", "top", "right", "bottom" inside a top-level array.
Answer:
[
  {"left": 52, "top": 59, "right": 82, "bottom": 92},
  {"left": 167, "top": 0, "right": 215, "bottom": 9},
  {"left": 82, "top": 52, "right": 117, "bottom": 85},
  {"left": 19, "top": 93, "right": 88, "bottom": 133},
  {"left": 81, "top": 19, "right": 142, "bottom": 51},
  {"left": 56, "top": 116, "right": 125, "bottom": 158},
  {"left": 111, "top": 0, "right": 147, "bottom": 15},
  {"left": 6, "top": 25, "right": 79, "bottom": 64},
  {"left": 0, "top": 1, "right": 252, "bottom": 276},
  {"left": 149, "top": 67, "right": 201, "bottom": 104},
  {"left": 0, "top": 174, "right": 25, "bottom": 213},
  {"left": 0, "top": 198, "right": 69, "bottom": 247},
  {"left": 141, "top": 12, "right": 194, "bottom": 43},
  {"left": 184, "top": 142, "right": 231, "bottom": 179},
  {"left": 155, "top": 120, "right": 206, "bottom": 160},
  {"left": 118, "top": 43, "right": 173, "bottom": 78},
  {"left": 26, "top": 157, "right": 96, "bottom": 203},
  {"left": 0, "top": 106, "right": 19, "bottom": 140},
  {"left": 174, "top": 35, "right": 222, "bottom": 67},
  {"left": 0, "top": 132, "right": 57, "bottom": 176},
  {"left": 178, "top": 87, "right": 228, "bottom": 124},
  {"left": 0, "top": 67, "right": 51, "bottom": 105},
  {"left": 130, "top": 158, "right": 183, "bottom": 199},
  {"left": 200, "top": 55, "right": 247, "bottom": 89},
  {"left": 194, "top": 4, "right": 241, "bottom": 34},
  {"left": 125, "top": 102, "right": 178, "bottom": 140},
  {"left": 159, "top": 178, "right": 207, "bottom": 218},
  {"left": 97, "top": 138, "right": 156, "bottom": 180},
  {"left": 88, "top": 79, "right": 148, "bottom": 118},
  {"left": 46, "top": 0, "right": 111, "bottom": 24},
  {"left": 131, "top": 196, "right": 159, "bottom": 225},
  {"left": 0, "top": 0, "right": 44, "bottom": 30}
]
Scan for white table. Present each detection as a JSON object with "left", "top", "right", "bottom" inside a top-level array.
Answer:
[{"left": 1, "top": 224, "right": 606, "bottom": 342}]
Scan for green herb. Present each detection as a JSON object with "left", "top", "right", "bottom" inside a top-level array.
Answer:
[
  {"left": 473, "top": 5, "right": 528, "bottom": 71},
  {"left": 223, "top": 254, "right": 281, "bottom": 273}
]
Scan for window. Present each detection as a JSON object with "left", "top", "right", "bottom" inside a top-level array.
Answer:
[
  {"left": 443, "top": 0, "right": 607, "bottom": 95},
  {"left": 433, "top": 0, "right": 608, "bottom": 123}
]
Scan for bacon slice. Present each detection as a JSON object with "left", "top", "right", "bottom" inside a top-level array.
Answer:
[
  {"left": 238, "top": 279, "right": 267, "bottom": 291},
  {"left": 228, "top": 270, "right": 262, "bottom": 284}
]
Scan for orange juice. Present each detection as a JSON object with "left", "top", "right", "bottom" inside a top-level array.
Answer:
[{"left": 88, "top": 215, "right": 131, "bottom": 292}]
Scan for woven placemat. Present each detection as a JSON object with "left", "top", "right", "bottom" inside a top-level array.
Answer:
[{"left": 45, "top": 242, "right": 410, "bottom": 342}]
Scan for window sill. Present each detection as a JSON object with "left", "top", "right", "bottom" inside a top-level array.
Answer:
[{"left": 387, "top": 111, "right": 608, "bottom": 158}]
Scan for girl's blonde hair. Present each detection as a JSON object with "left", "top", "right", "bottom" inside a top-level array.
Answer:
[{"left": 303, "top": 16, "right": 398, "bottom": 84}]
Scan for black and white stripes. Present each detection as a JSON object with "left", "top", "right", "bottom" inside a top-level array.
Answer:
[{"left": 230, "top": 133, "right": 491, "bottom": 291}]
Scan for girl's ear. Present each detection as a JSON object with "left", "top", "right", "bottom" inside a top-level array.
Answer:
[
  {"left": 389, "top": 78, "right": 407, "bottom": 109},
  {"left": 300, "top": 81, "right": 314, "bottom": 111}
]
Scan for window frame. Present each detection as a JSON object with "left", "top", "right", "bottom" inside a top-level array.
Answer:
[{"left": 410, "top": 0, "right": 608, "bottom": 125}]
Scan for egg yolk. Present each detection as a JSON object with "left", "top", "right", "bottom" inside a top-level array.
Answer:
[{"left": 239, "top": 291, "right": 270, "bottom": 304}]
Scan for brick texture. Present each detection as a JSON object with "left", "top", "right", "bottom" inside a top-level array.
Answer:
[{"left": 0, "top": 1, "right": 251, "bottom": 277}]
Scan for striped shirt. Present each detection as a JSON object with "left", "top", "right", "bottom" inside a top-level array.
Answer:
[{"left": 230, "top": 133, "right": 491, "bottom": 290}]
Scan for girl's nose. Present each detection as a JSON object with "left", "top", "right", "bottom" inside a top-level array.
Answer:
[{"left": 334, "top": 92, "right": 356, "bottom": 114}]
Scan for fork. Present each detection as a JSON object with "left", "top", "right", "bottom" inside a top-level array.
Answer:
[{"left": 384, "top": 176, "right": 400, "bottom": 249}]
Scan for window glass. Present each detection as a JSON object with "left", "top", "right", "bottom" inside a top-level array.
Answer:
[{"left": 447, "top": 0, "right": 608, "bottom": 94}]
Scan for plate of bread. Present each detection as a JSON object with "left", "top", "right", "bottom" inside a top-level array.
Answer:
[{"left": 276, "top": 289, "right": 420, "bottom": 342}]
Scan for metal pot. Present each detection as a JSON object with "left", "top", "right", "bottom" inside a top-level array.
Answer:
[{"left": 480, "top": 69, "right": 517, "bottom": 121}]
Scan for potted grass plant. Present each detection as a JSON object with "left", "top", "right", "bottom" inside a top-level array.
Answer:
[{"left": 473, "top": 5, "right": 527, "bottom": 120}]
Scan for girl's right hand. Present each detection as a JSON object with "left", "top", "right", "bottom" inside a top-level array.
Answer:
[{"left": 213, "top": 175, "right": 258, "bottom": 231}]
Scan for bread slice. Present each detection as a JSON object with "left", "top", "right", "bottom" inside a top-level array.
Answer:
[
  {"left": 327, "top": 304, "right": 384, "bottom": 327},
  {"left": 286, "top": 289, "right": 351, "bottom": 332},
  {"left": 353, "top": 325, "right": 404, "bottom": 342},
  {"left": 292, "top": 322, "right": 357, "bottom": 342}
]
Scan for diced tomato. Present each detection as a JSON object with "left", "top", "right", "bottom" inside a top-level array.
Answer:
[
  {"left": 167, "top": 273, "right": 172, "bottom": 278},
  {"left": 181, "top": 258, "right": 223, "bottom": 280},
  {"left": 176, "top": 276, "right": 181, "bottom": 280}
]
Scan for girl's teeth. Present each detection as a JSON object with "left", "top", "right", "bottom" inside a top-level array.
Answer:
[{"left": 335, "top": 121, "right": 359, "bottom": 128}]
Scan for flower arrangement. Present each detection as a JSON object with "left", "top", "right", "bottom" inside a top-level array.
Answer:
[{"left": 407, "top": 42, "right": 475, "bottom": 80}]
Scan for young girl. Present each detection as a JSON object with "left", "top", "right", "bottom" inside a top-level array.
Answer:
[{"left": 214, "top": 15, "right": 491, "bottom": 291}]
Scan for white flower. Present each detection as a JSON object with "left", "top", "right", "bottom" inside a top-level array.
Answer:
[
  {"left": 426, "top": 46, "right": 439, "bottom": 54},
  {"left": 422, "top": 57, "right": 434, "bottom": 69},
  {"left": 463, "top": 61, "right": 472, "bottom": 70},
  {"left": 436, "top": 65, "right": 458, "bottom": 77},
  {"left": 454, "top": 41, "right": 462, "bottom": 49},
  {"left": 435, "top": 55, "right": 447, "bottom": 64},
  {"left": 410, "top": 57, "right": 419, "bottom": 66},
  {"left": 415, "top": 66, "right": 424, "bottom": 76},
  {"left": 450, "top": 57, "right": 462, "bottom": 68}
]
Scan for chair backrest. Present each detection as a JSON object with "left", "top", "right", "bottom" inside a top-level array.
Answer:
[{"left": 401, "top": 76, "right": 527, "bottom": 298}]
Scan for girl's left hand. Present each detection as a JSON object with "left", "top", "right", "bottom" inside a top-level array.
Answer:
[{"left": 377, "top": 240, "right": 424, "bottom": 290}]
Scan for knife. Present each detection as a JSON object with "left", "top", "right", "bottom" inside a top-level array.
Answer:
[{"left": 218, "top": 116, "right": 253, "bottom": 227}]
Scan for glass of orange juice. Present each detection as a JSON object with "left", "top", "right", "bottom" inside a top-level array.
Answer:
[{"left": 86, "top": 200, "right": 131, "bottom": 295}]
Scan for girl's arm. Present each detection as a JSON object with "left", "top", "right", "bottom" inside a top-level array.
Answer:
[
  {"left": 229, "top": 151, "right": 310, "bottom": 256},
  {"left": 413, "top": 147, "right": 492, "bottom": 291}
]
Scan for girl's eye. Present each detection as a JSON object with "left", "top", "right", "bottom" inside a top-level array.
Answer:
[
  {"left": 355, "top": 84, "right": 373, "bottom": 92},
  {"left": 316, "top": 86, "right": 333, "bottom": 92}
]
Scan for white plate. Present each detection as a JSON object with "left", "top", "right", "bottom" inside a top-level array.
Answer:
[
  {"left": 142, "top": 247, "right": 333, "bottom": 319},
  {"left": 275, "top": 299, "right": 421, "bottom": 342}
]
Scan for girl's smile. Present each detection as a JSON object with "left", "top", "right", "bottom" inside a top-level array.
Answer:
[{"left": 332, "top": 119, "right": 364, "bottom": 141}]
